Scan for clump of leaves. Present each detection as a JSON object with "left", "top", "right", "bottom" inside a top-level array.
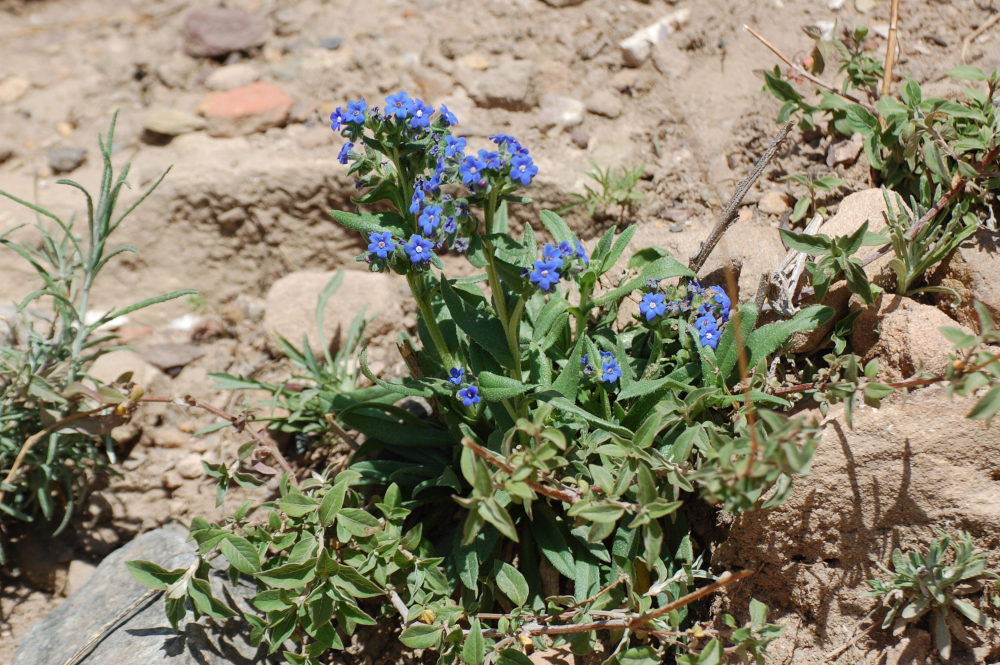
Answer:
[
  {"left": 868, "top": 531, "right": 999, "bottom": 660},
  {"left": 560, "top": 160, "right": 646, "bottom": 221},
  {"left": 0, "top": 113, "right": 192, "bottom": 562},
  {"left": 783, "top": 172, "right": 845, "bottom": 224},
  {"left": 779, "top": 220, "right": 884, "bottom": 305}
]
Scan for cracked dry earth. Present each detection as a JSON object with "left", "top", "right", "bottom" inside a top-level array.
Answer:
[{"left": 2, "top": 0, "right": 1000, "bottom": 663}]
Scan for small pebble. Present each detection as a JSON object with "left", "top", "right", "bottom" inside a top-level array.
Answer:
[
  {"left": 320, "top": 36, "right": 343, "bottom": 51},
  {"left": 48, "top": 147, "right": 86, "bottom": 173},
  {"left": 176, "top": 453, "right": 205, "bottom": 480},
  {"left": 758, "top": 190, "right": 790, "bottom": 216},
  {"left": 570, "top": 129, "right": 589, "bottom": 149},
  {"left": 162, "top": 470, "right": 184, "bottom": 490}
]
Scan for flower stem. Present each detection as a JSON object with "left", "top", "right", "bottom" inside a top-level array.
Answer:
[{"left": 407, "top": 271, "right": 453, "bottom": 369}]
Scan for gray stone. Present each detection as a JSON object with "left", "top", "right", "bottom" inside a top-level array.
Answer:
[
  {"left": 535, "top": 94, "right": 585, "bottom": 132},
  {"left": 464, "top": 59, "right": 539, "bottom": 111},
  {"left": 271, "top": 8, "right": 302, "bottom": 36},
  {"left": 539, "top": 0, "right": 586, "bottom": 5},
  {"left": 585, "top": 90, "right": 621, "bottom": 119},
  {"left": 142, "top": 107, "right": 206, "bottom": 136},
  {"left": 139, "top": 343, "right": 205, "bottom": 372},
  {"left": 319, "top": 36, "right": 343, "bottom": 51},
  {"left": 48, "top": 147, "right": 86, "bottom": 173},
  {"left": 13, "top": 525, "right": 265, "bottom": 665},
  {"left": 183, "top": 8, "right": 267, "bottom": 58}
]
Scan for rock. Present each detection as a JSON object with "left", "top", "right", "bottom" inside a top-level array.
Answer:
[
  {"left": 757, "top": 190, "right": 790, "bottom": 215},
  {"left": 464, "top": 59, "right": 538, "bottom": 111},
  {"left": 56, "top": 121, "right": 74, "bottom": 137},
  {"left": 856, "top": 0, "right": 878, "bottom": 12},
  {"left": 826, "top": 133, "right": 863, "bottom": 167},
  {"left": 12, "top": 525, "right": 264, "bottom": 665},
  {"left": 264, "top": 270, "right": 408, "bottom": 354},
  {"left": 714, "top": 387, "right": 1000, "bottom": 634},
  {"left": 290, "top": 124, "right": 334, "bottom": 149},
  {"left": 139, "top": 343, "right": 205, "bottom": 372},
  {"left": 64, "top": 560, "right": 96, "bottom": 597},
  {"left": 884, "top": 629, "right": 931, "bottom": 665},
  {"left": 530, "top": 646, "right": 576, "bottom": 663},
  {"left": 155, "top": 427, "right": 189, "bottom": 448},
  {"left": 822, "top": 188, "right": 908, "bottom": 280},
  {"left": 929, "top": 229, "right": 1000, "bottom": 333},
  {"left": 183, "top": 8, "right": 267, "bottom": 58},
  {"left": 535, "top": 94, "right": 585, "bottom": 132},
  {"left": 89, "top": 349, "right": 164, "bottom": 391},
  {"left": 539, "top": 0, "right": 585, "bottom": 6},
  {"left": 142, "top": 107, "right": 206, "bottom": 136},
  {"left": 585, "top": 90, "right": 620, "bottom": 118},
  {"left": 47, "top": 147, "right": 86, "bottom": 173},
  {"left": 161, "top": 470, "right": 184, "bottom": 490},
  {"left": 458, "top": 53, "right": 492, "bottom": 71},
  {"left": 175, "top": 454, "right": 205, "bottom": 480},
  {"left": 570, "top": 129, "right": 589, "bottom": 149},
  {"left": 849, "top": 294, "right": 971, "bottom": 381},
  {"left": 319, "top": 36, "right": 343, "bottom": 51},
  {"left": 204, "top": 63, "right": 259, "bottom": 91},
  {"left": 0, "top": 75, "right": 30, "bottom": 104},
  {"left": 200, "top": 81, "right": 293, "bottom": 137},
  {"left": 272, "top": 8, "right": 302, "bottom": 36},
  {"left": 619, "top": 8, "right": 690, "bottom": 67}
]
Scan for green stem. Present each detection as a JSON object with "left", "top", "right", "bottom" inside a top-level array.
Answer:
[
  {"left": 506, "top": 296, "right": 525, "bottom": 379},
  {"left": 407, "top": 272, "right": 454, "bottom": 369}
]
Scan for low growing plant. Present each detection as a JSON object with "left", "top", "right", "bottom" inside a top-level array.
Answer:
[
  {"left": 0, "top": 113, "right": 192, "bottom": 562},
  {"left": 559, "top": 160, "right": 646, "bottom": 222},
  {"left": 868, "top": 531, "right": 1000, "bottom": 660},
  {"left": 131, "top": 93, "right": 832, "bottom": 665}
]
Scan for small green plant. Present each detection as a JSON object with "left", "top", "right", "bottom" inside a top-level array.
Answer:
[
  {"left": 779, "top": 220, "right": 884, "bottom": 305},
  {"left": 783, "top": 172, "right": 845, "bottom": 224},
  {"left": 0, "top": 113, "right": 192, "bottom": 561},
  {"left": 868, "top": 531, "right": 999, "bottom": 660},
  {"left": 560, "top": 160, "right": 646, "bottom": 221}
]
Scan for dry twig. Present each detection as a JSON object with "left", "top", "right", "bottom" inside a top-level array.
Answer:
[{"left": 881, "top": 0, "right": 901, "bottom": 97}]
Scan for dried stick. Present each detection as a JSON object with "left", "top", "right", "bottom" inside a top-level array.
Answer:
[
  {"left": 743, "top": 25, "right": 875, "bottom": 112},
  {"left": 962, "top": 12, "right": 1000, "bottom": 64},
  {"left": 688, "top": 120, "right": 794, "bottom": 275},
  {"left": 881, "top": 0, "right": 901, "bottom": 97}
]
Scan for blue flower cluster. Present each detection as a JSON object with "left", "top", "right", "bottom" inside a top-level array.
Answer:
[
  {"left": 636, "top": 280, "right": 733, "bottom": 350},
  {"left": 599, "top": 351, "right": 621, "bottom": 384},
  {"left": 449, "top": 367, "right": 481, "bottom": 407},
  {"left": 528, "top": 240, "right": 589, "bottom": 292}
]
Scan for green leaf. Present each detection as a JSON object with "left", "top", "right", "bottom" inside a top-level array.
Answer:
[
  {"left": 463, "top": 618, "right": 485, "bottom": 665},
  {"left": 220, "top": 535, "right": 261, "bottom": 574},
  {"left": 479, "top": 499, "right": 519, "bottom": 542},
  {"left": 318, "top": 479, "right": 348, "bottom": 526},
  {"left": 440, "top": 279, "right": 514, "bottom": 367},
  {"left": 477, "top": 372, "right": 534, "bottom": 401},
  {"left": 531, "top": 507, "right": 576, "bottom": 579},
  {"left": 255, "top": 560, "right": 317, "bottom": 589},
  {"left": 697, "top": 638, "right": 723, "bottom": 665},
  {"left": 947, "top": 65, "right": 987, "bottom": 81},
  {"left": 329, "top": 209, "right": 408, "bottom": 236},
  {"left": 277, "top": 492, "right": 319, "bottom": 518},
  {"left": 779, "top": 229, "right": 831, "bottom": 255},
  {"left": 539, "top": 210, "right": 574, "bottom": 244},
  {"left": 567, "top": 502, "right": 624, "bottom": 524},
  {"left": 400, "top": 624, "right": 443, "bottom": 649},
  {"left": 968, "top": 385, "right": 1000, "bottom": 424},
  {"left": 540, "top": 394, "right": 632, "bottom": 437},
  {"left": 619, "top": 646, "right": 660, "bottom": 665},
  {"left": 496, "top": 562, "right": 530, "bottom": 606},
  {"left": 188, "top": 577, "right": 235, "bottom": 619},
  {"left": 497, "top": 649, "right": 534, "bottom": 665},
  {"left": 252, "top": 589, "right": 292, "bottom": 612},
  {"left": 337, "top": 508, "right": 381, "bottom": 537},
  {"left": 745, "top": 305, "right": 833, "bottom": 367},
  {"left": 126, "top": 560, "right": 184, "bottom": 590},
  {"left": 331, "top": 564, "right": 383, "bottom": 598}
]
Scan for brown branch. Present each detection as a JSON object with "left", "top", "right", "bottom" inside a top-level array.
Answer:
[
  {"left": 962, "top": 12, "right": 1000, "bottom": 64},
  {"left": 461, "top": 437, "right": 583, "bottom": 505},
  {"left": 688, "top": 120, "right": 794, "bottom": 275},
  {"left": 881, "top": 0, "right": 901, "bottom": 97},
  {"left": 743, "top": 25, "right": 875, "bottom": 112}
]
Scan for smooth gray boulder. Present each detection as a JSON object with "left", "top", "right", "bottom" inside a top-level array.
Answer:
[{"left": 13, "top": 524, "right": 269, "bottom": 665}]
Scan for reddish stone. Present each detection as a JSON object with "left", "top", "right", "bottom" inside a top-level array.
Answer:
[{"left": 200, "top": 81, "right": 293, "bottom": 137}]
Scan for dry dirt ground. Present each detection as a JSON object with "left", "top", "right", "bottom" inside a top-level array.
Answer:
[{"left": 1, "top": 0, "right": 999, "bottom": 663}]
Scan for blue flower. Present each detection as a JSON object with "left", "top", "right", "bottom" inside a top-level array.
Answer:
[
  {"left": 541, "top": 243, "right": 562, "bottom": 261},
  {"left": 367, "top": 231, "right": 395, "bottom": 259},
  {"left": 558, "top": 240, "right": 574, "bottom": 258},
  {"left": 490, "top": 134, "right": 527, "bottom": 155},
  {"left": 419, "top": 204, "right": 444, "bottom": 235},
  {"left": 454, "top": 237, "right": 470, "bottom": 253},
  {"left": 444, "top": 136, "right": 466, "bottom": 159},
  {"left": 443, "top": 216, "right": 457, "bottom": 234},
  {"left": 478, "top": 149, "right": 502, "bottom": 170},
  {"left": 599, "top": 350, "right": 614, "bottom": 360},
  {"left": 529, "top": 259, "right": 562, "bottom": 291},
  {"left": 409, "top": 187, "right": 426, "bottom": 214},
  {"left": 646, "top": 277, "right": 661, "bottom": 289},
  {"left": 710, "top": 286, "right": 732, "bottom": 322},
  {"left": 574, "top": 239, "right": 589, "bottom": 266},
  {"left": 688, "top": 280, "right": 704, "bottom": 296},
  {"left": 409, "top": 98, "right": 434, "bottom": 129},
  {"left": 698, "top": 319, "right": 721, "bottom": 350},
  {"left": 404, "top": 234, "right": 434, "bottom": 264},
  {"left": 694, "top": 315, "right": 715, "bottom": 330},
  {"left": 581, "top": 354, "right": 593, "bottom": 375},
  {"left": 439, "top": 104, "right": 458, "bottom": 126},
  {"left": 510, "top": 154, "right": 538, "bottom": 186},
  {"left": 330, "top": 107, "right": 346, "bottom": 132},
  {"left": 459, "top": 155, "right": 487, "bottom": 186},
  {"left": 458, "top": 384, "right": 481, "bottom": 407},
  {"left": 385, "top": 91, "right": 414, "bottom": 119},
  {"left": 448, "top": 367, "right": 464, "bottom": 385},
  {"left": 601, "top": 358, "right": 621, "bottom": 384},
  {"left": 338, "top": 142, "right": 354, "bottom": 165},
  {"left": 639, "top": 293, "right": 667, "bottom": 321},
  {"left": 345, "top": 99, "right": 366, "bottom": 124}
]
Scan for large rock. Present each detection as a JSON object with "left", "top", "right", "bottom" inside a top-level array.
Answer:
[
  {"left": 463, "top": 59, "right": 539, "bottom": 111},
  {"left": 142, "top": 107, "right": 206, "bottom": 137},
  {"left": 929, "top": 228, "right": 1000, "bottom": 334},
  {"left": 849, "top": 293, "right": 971, "bottom": 381},
  {"left": 714, "top": 388, "right": 1000, "bottom": 661},
  {"left": 183, "top": 8, "right": 266, "bottom": 58},
  {"left": 13, "top": 525, "right": 264, "bottom": 665},
  {"left": 264, "top": 270, "right": 410, "bottom": 354},
  {"left": 619, "top": 9, "right": 690, "bottom": 67}
]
